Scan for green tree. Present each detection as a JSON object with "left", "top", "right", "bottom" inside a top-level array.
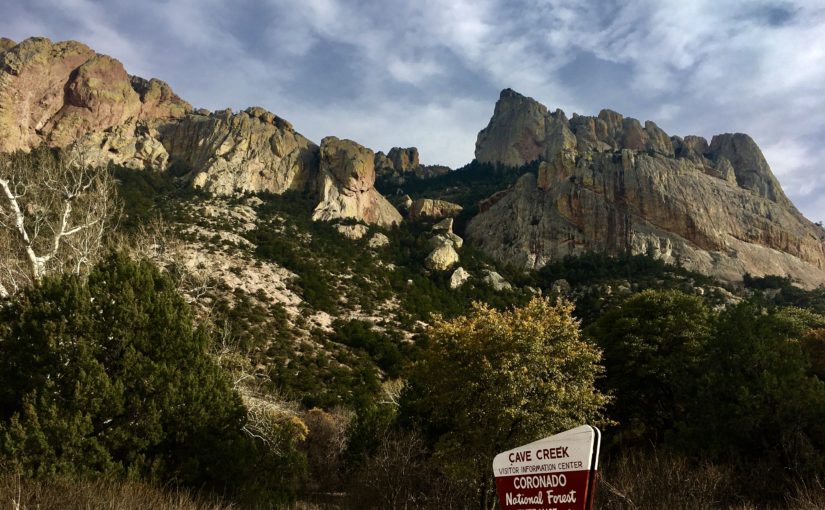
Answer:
[
  {"left": 0, "top": 253, "right": 250, "bottom": 489},
  {"left": 402, "top": 297, "right": 609, "bottom": 509},
  {"left": 684, "top": 302, "right": 825, "bottom": 472},
  {"left": 589, "top": 289, "right": 713, "bottom": 445}
]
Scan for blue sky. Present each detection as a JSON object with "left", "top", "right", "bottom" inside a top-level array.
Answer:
[{"left": 3, "top": 0, "right": 825, "bottom": 220}]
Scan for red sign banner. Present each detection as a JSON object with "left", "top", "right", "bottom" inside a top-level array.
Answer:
[{"left": 492, "top": 425, "right": 601, "bottom": 510}]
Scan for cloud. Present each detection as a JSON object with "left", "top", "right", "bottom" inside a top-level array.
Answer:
[{"left": 2, "top": 0, "right": 825, "bottom": 221}]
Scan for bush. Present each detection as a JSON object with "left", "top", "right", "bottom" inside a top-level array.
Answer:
[
  {"left": 402, "top": 297, "right": 609, "bottom": 507},
  {"left": 0, "top": 254, "right": 252, "bottom": 491},
  {"left": 589, "top": 289, "right": 713, "bottom": 446}
]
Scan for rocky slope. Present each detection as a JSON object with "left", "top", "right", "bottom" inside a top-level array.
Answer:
[
  {"left": 469, "top": 89, "right": 825, "bottom": 286},
  {"left": 0, "top": 37, "right": 400, "bottom": 226}
]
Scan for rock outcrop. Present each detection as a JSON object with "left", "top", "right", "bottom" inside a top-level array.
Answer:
[
  {"left": 0, "top": 38, "right": 15, "bottom": 54},
  {"left": 468, "top": 90, "right": 825, "bottom": 286},
  {"left": 312, "top": 137, "right": 402, "bottom": 226},
  {"left": 424, "top": 215, "right": 463, "bottom": 271},
  {"left": 388, "top": 147, "right": 419, "bottom": 172},
  {"left": 0, "top": 36, "right": 401, "bottom": 227},
  {"left": 375, "top": 146, "right": 450, "bottom": 185},
  {"left": 160, "top": 107, "right": 318, "bottom": 195},
  {"left": 0, "top": 37, "right": 191, "bottom": 153},
  {"left": 449, "top": 267, "right": 470, "bottom": 288},
  {"left": 408, "top": 198, "right": 463, "bottom": 220}
]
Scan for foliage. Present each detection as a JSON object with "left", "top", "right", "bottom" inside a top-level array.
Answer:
[
  {"left": 376, "top": 159, "right": 540, "bottom": 235},
  {"left": 111, "top": 164, "right": 194, "bottom": 231},
  {"left": 0, "top": 253, "right": 296, "bottom": 500},
  {"left": 402, "top": 297, "right": 609, "bottom": 506},
  {"left": 744, "top": 273, "right": 825, "bottom": 313},
  {"left": 531, "top": 252, "right": 725, "bottom": 324},
  {"left": 681, "top": 302, "right": 825, "bottom": 476},
  {"left": 329, "top": 319, "right": 407, "bottom": 378},
  {"left": 589, "top": 289, "right": 713, "bottom": 446}
]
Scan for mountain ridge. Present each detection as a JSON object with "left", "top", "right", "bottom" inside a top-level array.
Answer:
[
  {"left": 2, "top": 36, "right": 823, "bottom": 286},
  {"left": 469, "top": 89, "right": 825, "bottom": 286}
]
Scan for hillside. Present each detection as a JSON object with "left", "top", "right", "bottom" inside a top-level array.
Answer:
[{"left": 3, "top": 35, "right": 825, "bottom": 509}]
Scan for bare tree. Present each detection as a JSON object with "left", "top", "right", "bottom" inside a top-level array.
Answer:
[{"left": 0, "top": 145, "right": 116, "bottom": 297}]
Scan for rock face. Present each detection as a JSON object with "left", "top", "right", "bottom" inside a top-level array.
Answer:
[
  {"left": 0, "top": 36, "right": 402, "bottom": 227},
  {"left": 375, "top": 146, "right": 450, "bottom": 185},
  {"left": 468, "top": 90, "right": 825, "bottom": 286},
  {"left": 0, "top": 38, "right": 15, "bottom": 54},
  {"left": 408, "top": 198, "right": 463, "bottom": 220},
  {"left": 160, "top": 107, "right": 318, "bottom": 195},
  {"left": 312, "top": 137, "right": 402, "bottom": 226},
  {"left": 388, "top": 147, "right": 419, "bottom": 172},
  {"left": 0, "top": 37, "right": 191, "bottom": 153}
]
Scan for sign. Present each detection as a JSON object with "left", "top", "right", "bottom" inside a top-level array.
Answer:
[{"left": 493, "top": 425, "right": 601, "bottom": 510}]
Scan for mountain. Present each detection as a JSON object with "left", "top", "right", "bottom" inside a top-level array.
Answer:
[
  {"left": 469, "top": 89, "right": 825, "bottom": 287},
  {"left": 0, "top": 36, "right": 400, "bottom": 226},
  {"left": 2, "top": 37, "right": 824, "bottom": 287}
]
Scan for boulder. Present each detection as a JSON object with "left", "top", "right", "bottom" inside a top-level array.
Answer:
[
  {"left": 336, "top": 224, "right": 369, "bottom": 240},
  {"left": 482, "top": 270, "right": 512, "bottom": 291},
  {"left": 449, "top": 267, "right": 471, "bottom": 289},
  {"left": 425, "top": 242, "right": 459, "bottom": 271},
  {"left": 432, "top": 217, "right": 454, "bottom": 233},
  {"left": 408, "top": 198, "right": 463, "bottom": 220},
  {"left": 428, "top": 232, "right": 463, "bottom": 250},
  {"left": 368, "top": 232, "right": 390, "bottom": 248}
]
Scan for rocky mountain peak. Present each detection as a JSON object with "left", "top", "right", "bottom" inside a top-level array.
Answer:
[
  {"left": 707, "top": 133, "right": 788, "bottom": 205},
  {"left": 468, "top": 89, "right": 825, "bottom": 287},
  {"left": 387, "top": 147, "right": 419, "bottom": 172},
  {"left": 0, "top": 36, "right": 402, "bottom": 227},
  {"left": 0, "top": 36, "right": 190, "bottom": 153}
]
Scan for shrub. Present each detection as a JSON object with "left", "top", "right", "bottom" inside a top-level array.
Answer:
[
  {"left": 0, "top": 254, "right": 250, "bottom": 490},
  {"left": 402, "top": 297, "right": 609, "bottom": 507}
]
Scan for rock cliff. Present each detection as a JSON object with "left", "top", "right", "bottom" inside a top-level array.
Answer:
[
  {"left": 0, "top": 37, "right": 190, "bottom": 154},
  {"left": 469, "top": 89, "right": 825, "bottom": 286},
  {"left": 0, "top": 37, "right": 400, "bottom": 226},
  {"left": 312, "top": 137, "right": 402, "bottom": 226},
  {"left": 159, "top": 107, "right": 319, "bottom": 195}
]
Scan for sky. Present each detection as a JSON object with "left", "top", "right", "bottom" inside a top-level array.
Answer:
[{"left": 3, "top": 0, "right": 825, "bottom": 220}]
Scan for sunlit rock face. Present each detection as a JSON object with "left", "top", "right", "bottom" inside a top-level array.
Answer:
[{"left": 469, "top": 89, "right": 825, "bottom": 287}]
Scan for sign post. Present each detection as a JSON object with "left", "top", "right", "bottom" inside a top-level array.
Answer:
[{"left": 492, "top": 425, "right": 601, "bottom": 510}]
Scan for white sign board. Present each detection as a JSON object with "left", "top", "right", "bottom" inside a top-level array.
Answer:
[{"left": 493, "top": 425, "right": 601, "bottom": 510}]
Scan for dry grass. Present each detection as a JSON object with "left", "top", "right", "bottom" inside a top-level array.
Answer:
[
  {"left": 0, "top": 473, "right": 234, "bottom": 510},
  {"left": 596, "top": 450, "right": 825, "bottom": 510}
]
